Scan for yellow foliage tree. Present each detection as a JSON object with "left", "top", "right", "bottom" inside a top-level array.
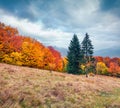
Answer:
[
  {"left": 10, "top": 52, "right": 23, "bottom": 65},
  {"left": 2, "top": 54, "right": 12, "bottom": 64},
  {"left": 2, "top": 52, "right": 22, "bottom": 65},
  {"left": 96, "top": 62, "right": 108, "bottom": 75}
]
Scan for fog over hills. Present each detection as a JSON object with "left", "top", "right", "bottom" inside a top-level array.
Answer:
[
  {"left": 94, "top": 47, "right": 120, "bottom": 57},
  {"left": 54, "top": 46, "right": 120, "bottom": 57}
]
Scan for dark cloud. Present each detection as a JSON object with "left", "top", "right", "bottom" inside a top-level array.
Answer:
[
  {"left": 1, "top": 0, "right": 69, "bottom": 27},
  {"left": 33, "top": 0, "right": 71, "bottom": 29},
  {"left": 100, "top": 0, "right": 117, "bottom": 10},
  {"left": 0, "top": 0, "right": 37, "bottom": 21},
  {"left": 100, "top": 0, "right": 120, "bottom": 17},
  {"left": 0, "top": 0, "right": 99, "bottom": 30}
]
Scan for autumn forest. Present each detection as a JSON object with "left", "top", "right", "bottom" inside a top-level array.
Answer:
[{"left": 0, "top": 22, "right": 120, "bottom": 77}]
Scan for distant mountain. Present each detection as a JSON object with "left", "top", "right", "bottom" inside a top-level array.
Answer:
[
  {"left": 53, "top": 46, "right": 68, "bottom": 57},
  {"left": 94, "top": 47, "right": 120, "bottom": 57},
  {"left": 54, "top": 46, "right": 120, "bottom": 57}
]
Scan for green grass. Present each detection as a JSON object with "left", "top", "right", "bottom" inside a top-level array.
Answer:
[
  {"left": 83, "top": 88, "right": 120, "bottom": 108},
  {"left": 0, "top": 63, "right": 120, "bottom": 108}
]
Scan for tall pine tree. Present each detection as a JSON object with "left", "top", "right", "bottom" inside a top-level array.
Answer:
[
  {"left": 81, "top": 33, "right": 94, "bottom": 77},
  {"left": 82, "top": 33, "right": 94, "bottom": 61},
  {"left": 67, "top": 34, "right": 82, "bottom": 74}
]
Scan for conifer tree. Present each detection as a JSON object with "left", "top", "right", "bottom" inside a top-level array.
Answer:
[
  {"left": 82, "top": 33, "right": 94, "bottom": 61},
  {"left": 67, "top": 34, "right": 82, "bottom": 74},
  {"left": 81, "top": 33, "right": 94, "bottom": 77}
]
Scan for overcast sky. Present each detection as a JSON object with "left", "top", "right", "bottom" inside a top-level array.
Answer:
[{"left": 0, "top": 0, "right": 120, "bottom": 54}]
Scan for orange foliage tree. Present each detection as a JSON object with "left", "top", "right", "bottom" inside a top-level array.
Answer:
[
  {"left": 0, "top": 22, "right": 64, "bottom": 71},
  {"left": 0, "top": 22, "right": 18, "bottom": 54},
  {"left": 108, "top": 62, "right": 120, "bottom": 76},
  {"left": 48, "top": 46, "right": 63, "bottom": 71}
]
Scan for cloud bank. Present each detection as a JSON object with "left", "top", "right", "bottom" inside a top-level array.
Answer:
[{"left": 0, "top": 0, "right": 120, "bottom": 56}]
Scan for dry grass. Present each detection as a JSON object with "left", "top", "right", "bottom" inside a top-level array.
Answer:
[{"left": 0, "top": 63, "right": 120, "bottom": 108}]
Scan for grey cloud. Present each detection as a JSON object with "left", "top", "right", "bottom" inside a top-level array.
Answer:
[
  {"left": 0, "top": 0, "right": 37, "bottom": 21},
  {"left": 0, "top": 0, "right": 120, "bottom": 56},
  {"left": 100, "top": 0, "right": 120, "bottom": 17}
]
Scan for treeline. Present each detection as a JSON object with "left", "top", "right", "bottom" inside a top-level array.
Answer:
[
  {"left": 0, "top": 22, "right": 63, "bottom": 71},
  {"left": 95, "top": 56, "right": 120, "bottom": 77},
  {"left": 0, "top": 22, "right": 120, "bottom": 77}
]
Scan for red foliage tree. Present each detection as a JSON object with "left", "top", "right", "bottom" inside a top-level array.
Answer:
[
  {"left": 48, "top": 46, "right": 63, "bottom": 71},
  {"left": 95, "top": 56, "right": 103, "bottom": 62},
  {"left": 108, "top": 62, "right": 120, "bottom": 76}
]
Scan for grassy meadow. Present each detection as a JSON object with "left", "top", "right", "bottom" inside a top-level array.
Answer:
[{"left": 0, "top": 63, "right": 120, "bottom": 108}]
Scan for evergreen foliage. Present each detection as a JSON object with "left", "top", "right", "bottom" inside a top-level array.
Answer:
[
  {"left": 81, "top": 33, "right": 94, "bottom": 77},
  {"left": 81, "top": 33, "right": 94, "bottom": 61},
  {"left": 67, "top": 34, "right": 82, "bottom": 74}
]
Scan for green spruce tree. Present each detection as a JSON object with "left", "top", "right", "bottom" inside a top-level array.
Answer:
[
  {"left": 82, "top": 33, "right": 94, "bottom": 61},
  {"left": 67, "top": 34, "right": 82, "bottom": 74},
  {"left": 81, "top": 33, "right": 94, "bottom": 77}
]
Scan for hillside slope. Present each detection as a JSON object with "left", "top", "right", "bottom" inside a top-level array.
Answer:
[{"left": 0, "top": 63, "right": 120, "bottom": 108}]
